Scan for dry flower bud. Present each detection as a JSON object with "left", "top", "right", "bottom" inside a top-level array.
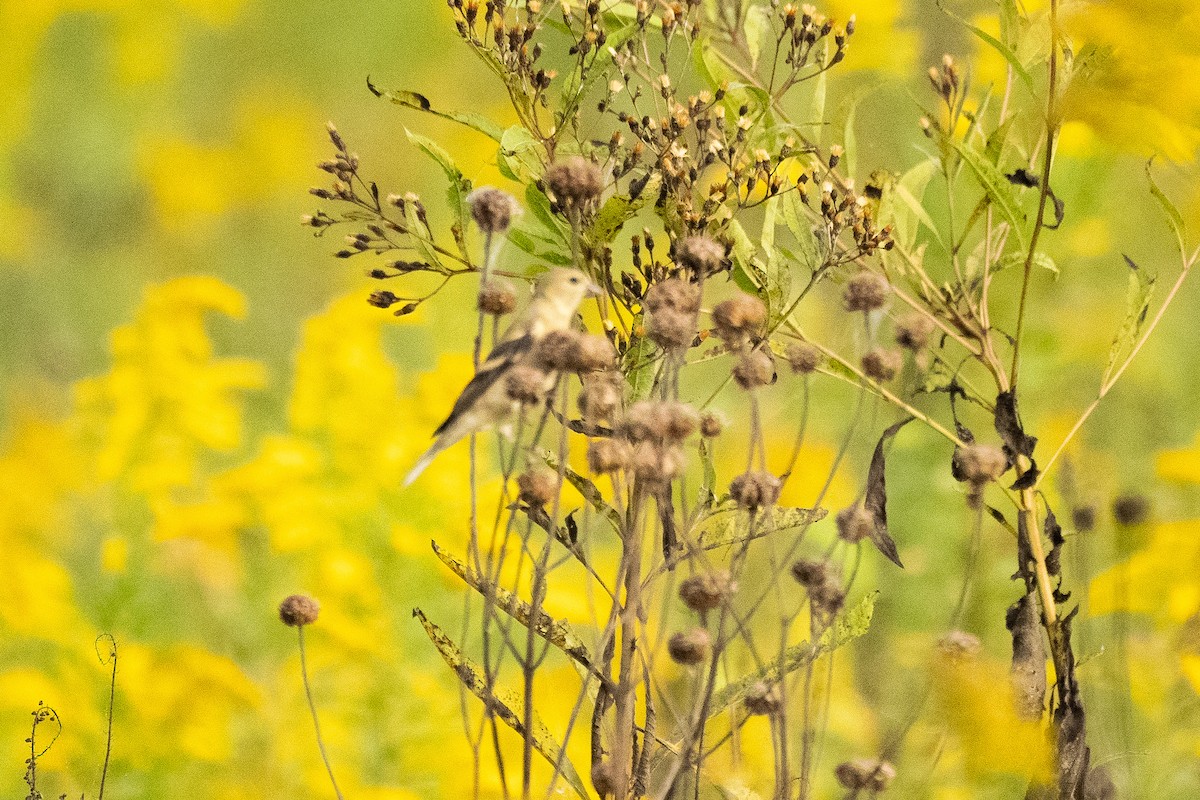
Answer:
[
  {"left": 938, "top": 630, "right": 983, "bottom": 659},
  {"left": 620, "top": 400, "right": 684, "bottom": 442},
  {"left": 835, "top": 759, "right": 897, "bottom": 792},
  {"left": 730, "top": 470, "right": 782, "bottom": 510},
  {"left": 679, "top": 570, "right": 737, "bottom": 612},
  {"left": 279, "top": 594, "right": 320, "bottom": 627},
  {"left": 699, "top": 412, "right": 724, "bottom": 438},
  {"left": 662, "top": 401, "right": 700, "bottom": 441},
  {"left": 743, "top": 681, "right": 782, "bottom": 715},
  {"left": 1072, "top": 504, "right": 1097, "bottom": 533},
  {"left": 644, "top": 278, "right": 702, "bottom": 314},
  {"left": 1113, "top": 493, "right": 1150, "bottom": 526},
  {"left": 630, "top": 442, "right": 685, "bottom": 489},
  {"left": 668, "top": 627, "right": 712, "bottom": 665},
  {"left": 861, "top": 348, "right": 902, "bottom": 382},
  {"left": 786, "top": 341, "right": 823, "bottom": 374},
  {"left": 733, "top": 350, "right": 775, "bottom": 389},
  {"left": 545, "top": 156, "right": 604, "bottom": 205},
  {"left": 534, "top": 330, "right": 615, "bottom": 372},
  {"left": 587, "top": 438, "right": 632, "bottom": 474},
  {"left": 647, "top": 307, "right": 697, "bottom": 350},
  {"left": 843, "top": 270, "right": 891, "bottom": 312},
  {"left": 835, "top": 504, "right": 874, "bottom": 543},
  {"left": 505, "top": 364, "right": 552, "bottom": 405},
  {"left": 468, "top": 187, "right": 519, "bottom": 233},
  {"left": 517, "top": 470, "right": 559, "bottom": 507},
  {"left": 895, "top": 313, "right": 935, "bottom": 351},
  {"left": 954, "top": 444, "right": 1008, "bottom": 485},
  {"left": 712, "top": 294, "right": 767, "bottom": 342},
  {"left": 478, "top": 281, "right": 517, "bottom": 315},
  {"left": 675, "top": 235, "right": 726, "bottom": 275},
  {"left": 579, "top": 371, "right": 624, "bottom": 423}
]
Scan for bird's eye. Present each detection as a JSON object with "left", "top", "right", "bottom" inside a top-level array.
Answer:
[{"left": 569, "top": 276, "right": 580, "bottom": 284}]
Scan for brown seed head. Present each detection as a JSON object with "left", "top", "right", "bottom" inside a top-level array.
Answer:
[
  {"left": 743, "top": 681, "right": 782, "bottom": 716},
  {"left": 938, "top": 630, "right": 983, "bottom": 660},
  {"left": 505, "top": 364, "right": 551, "bottom": 405},
  {"left": 468, "top": 187, "right": 519, "bottom": 233},
  {"left": 517, "top": 470, "right": 559, "bottom": 507},
  {"left": 712, "top": 294, "right": 767, "bottom": 343},
  {"left": 861, "top": 347, "right": 902, "bottom": 382},
  {"left": 835, "top": 505, "right": 875, "bottom": 543},
  {"left": 679, "top": 570, "right": 737, "bottom": 612},
  {"left": 630, "top": 442, "right": 685, "bottom": 490},
  {"left": 647, "top": 307, "right": 697, "bottom": 351},
  {"left": 835, "top": 759, "right": 897, "bottom": 792},
  {"left": 534, "top": 330, "right": 615, "bottom": 373},
  {"left": 620, "top": 400, "right": 669, "bottom": 442},
  {"left": 955, "top": 444, "right": 1009, "bottom": 486},
  {"left": 578, "top": 371, "right": 624, "bottom": 423},
  {"left": 730, "top": 470, "right": 782, "bottom": 510},
  {"left": 895, "top": 313, "right": 935, "bottom": 350},
  {"left": 733, "top": 349, "right": 775, "bottom": 389},
  {"left": 478, "top": 281, "right": 517, "bottom": 315},
  {"left": 843, "top": 270, "right": 890, "bottom": 312},
  {"left": 544, "top": 156, "right": 604, "bottom": 205},
  {"left": 644, "top": 278, "right": 701, "bottom": 314},
  {"left": 1113, "top": 493, "right": 1150, "bottom": 527},
  {"left": 699, "top": 412, "right": 724, "bottom": 438},
  {"left": 279, "top": 594, "right": 320, "bottom": 627},
  {"left": 662, "top": 401, "right": 700, "bottom": 441},
  {"left": 667, "top": 627, "right": 712, "bottom": 665},
  {"left": 587, "top": 438, "right": 632, "bottom": 474},
  {"left": 675, "top": 235, "right": 726, "bottom": 276},
  {"left": 786, "top": 341, "right": 823, "bottom": 374}
]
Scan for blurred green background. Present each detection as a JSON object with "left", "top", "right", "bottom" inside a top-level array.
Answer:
[{"left": 2, "top": 0, "right": 1199, "bottom": 798}]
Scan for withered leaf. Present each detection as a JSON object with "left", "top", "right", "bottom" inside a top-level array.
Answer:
[
  {"left": 863, "top": 417, "right": 914, "bottom": 568},
  {"left": 1006, "top": 592, "right": 1046, "bottom": 721},
  {"left": 994, "top": 391, "right": 1037, "bottom": 458}
]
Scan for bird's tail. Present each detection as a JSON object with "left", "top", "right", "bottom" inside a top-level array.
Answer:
[{"left": 403, "top": 439, "right": 447, "bottom": 488}]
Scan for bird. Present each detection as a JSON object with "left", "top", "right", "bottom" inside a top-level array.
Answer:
[{"left": 403, "top": 267, "right": 601, "bottom": 486}]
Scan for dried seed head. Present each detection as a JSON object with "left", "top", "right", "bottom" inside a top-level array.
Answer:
[
  {"left": 517, "top": 470, "right": 559, "bottom": 507},
  {"left": 955, "top": 444, "right": 1009, "bottom": 486},
  {"left": 835, "top": 759, "right": 897, "bottom": 792},
  {"left": 791, "top": 559, "right": 844, "bottom": 618},
  {"left": 786, "top": 341, "right": 823, "bottom": 374},
  {"left": 699, "top": 412, "right": 724, "bottom": 438},
  {"left": 843, "top": 270, "right": 891, "bottom": 312},
  {"left": 579, "top": 371, "right": 624, "bottom": 423},
  {"left": 1113, "top": 493, "right": 1150, "bottom": 526},
  {"left": 534, "top": 330, "right": 616, "bottom": 372},
  {"left": 733, "top": 349, "right": 775, "bottom": 389},
  {"left": 938, "top": 630, "right": 983, "bottom": 660},
  {"left": 646, "top": 307, "right": 697, "bottom": 350},
  {"left": 712, "top": 294, "right": 767, "bottom": 343},
  {"left": 861, "top": 347, "right": 902, "bottom": 382},
  {"left": 468, "top": 187, "right": 519, "bottom": 233},
  {"left": 675, "top": 235, "right": 726, "bottom": 276},
  {"left": 505, "top": 364, "right": 552, "bottom": 406},
  {"left": 730, "top": 471, "right": 782, "bottom": 510},
  {"left": 576, "top": 334, "right": 618, "bottom": 371},
  {"left": 743, "top": 681, "right": 782, "bottom": 715},
  {"left": 679, "top": 570, "right": 737, "bottom": 612},
  {"left": 791, "top": 558, "right": 829, "bottom": 588},
  {"left": 279, "top": 594, "right": 320, "bottom": 627},
  {"left": 478, "top": 281, "right": 517, "bottom": 315},
  {"left": 544, "top": 156, "right": 604, "bottom": 205},
  {"left": 644, "top": 277, "right": 702, "bottom": 314},
  {"left": 621, "top": 401, "right": 669, "bottom": 441},
  {"left": 895, "top": 313, "right": 936, "bottom": 351},
  {"left": 1072, "top": 504, "right": 1097, "bottom": 533},
  {"left": 630, "top": 442, "right": 685, "bottom": 490},
  {"left": 587, "top": 438, "right": 632, "bottom": 474},
  {"left": 835, "top": 504, "right": 875, "bottom": 543},
  {"left": 662, "top": 401, "right": 700, "bottom": 441},
  {"left": 667, "top": 627, "right": 712, "bottom": 665}
]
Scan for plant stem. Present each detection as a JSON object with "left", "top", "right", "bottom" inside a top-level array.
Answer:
[{"left": 298, "top": 626, "right": 345, "bottom": 800}]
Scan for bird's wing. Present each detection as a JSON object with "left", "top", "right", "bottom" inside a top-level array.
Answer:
[{"left": 431, "top": 333, "right": 534, "bottom": 437}]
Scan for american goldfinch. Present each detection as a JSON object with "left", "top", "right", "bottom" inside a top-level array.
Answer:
[{"left": 403, "top": 267, "right": 601, "bottom": 486}]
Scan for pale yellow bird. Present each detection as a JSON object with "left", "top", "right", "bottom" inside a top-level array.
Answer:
[{"left": 404, "top": 267, "right": 601, "bottom": 486}]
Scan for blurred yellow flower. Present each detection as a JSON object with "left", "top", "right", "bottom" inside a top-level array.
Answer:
[{"left": 1090, "top": 519, "right": 1200, "bottom": 625}]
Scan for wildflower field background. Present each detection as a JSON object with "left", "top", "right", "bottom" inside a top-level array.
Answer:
[{"left": 2, "top": 0, "right": 1200, "bottom": 798}]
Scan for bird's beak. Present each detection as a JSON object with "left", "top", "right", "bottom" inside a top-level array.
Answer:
[{"left": 586, "top": 281, "right": 603, "bottom": 297}]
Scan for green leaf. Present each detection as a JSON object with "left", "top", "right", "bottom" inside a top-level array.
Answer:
[
  {"left": 508, "top": 228, "right": 574, "bottom": 266},
  {"left": 780, "top": 192, "right": 821, "bottom": 269},
  {"left": 588, "top": 176, "right": 657, "bottom": 245},
  {"left": 1146, "top": 160, "right": 1186, "bottom": 258},
  {"left": 405, "top": 128, "right": 472, "bottom": 255},
  {"left": 431, "top": 542, "right": 597, "bottom": 670},
  {"left": 935, "top": 0, "right": 1034, "bottom": 93},
  {"left": 498, "top": 125, "right": 546, "bottom": 183},
  {"left": 707, "top": 591, "right": 876, "bottom": 716},
  {"left": 697, "top": 506, "right": 827, "bottom": 551},
  {"left": 993, "top": 251, "right": 1059, "bottom": 279},
  {"left": 414, "top": 609, "right": 592, "bottom": 800},
  {"left": 885, "top": 159, "right": 942, "bottom": 253},
  {"left": 368, "top": 80, "right": 504, "bottom": 141},
  {"left": 743, "top": 5, "right": 773, "bottom": 70},
  {"left": 698, "top": 438, "right": 717, "bottom": 510},
  {"left": 760, "top": 197, "right": 792, "bottom": 325},
  {"left": 1103, "top": 255, "right": 1157, "bottom": 384},
  {"left": 945, "top": 137, "right": 1028, "bottom": 251},
  {"left": 622, "top": 332, "right": 658, "bottom": 401}
]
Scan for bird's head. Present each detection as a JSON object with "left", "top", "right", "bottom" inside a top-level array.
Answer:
[{"left": 537, "top": 267, "right": 603, "bottom": 310}]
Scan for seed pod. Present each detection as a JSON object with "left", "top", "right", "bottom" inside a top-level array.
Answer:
[
  {"left": 674, "top": 235, "right": 725, "bottom": 276},
  {"left": 785, "top": 341, "right": 823, "bottom": 374},
  {"left": 517, "top": 470, "right": 558, "bottom": 507},
  {"left": 743, "top": 681, "right": 782, "bottom": 715},
  {"left": 644, "top": 278, "right": 701, "bottom": 314},
  {"left": 667, "top": 627, "right": 712, "bottom": 665},
  {"left": 505, "top": 365, "right": 551, "bottom": 405},
  {"left": 679, "top": 571, "right": 737, "bottom": 612},
  {"left": 1113, "top": 493, "right": 1150, "bottom": 526},
  {"left": 861, "top": 347, "right": 902, "bottom": 382},
  {"left": 730, "top": 471, "right": 782, "bottom": 510},
  {"left": 544, "top": 156, "right": 604, "bottom": 205},
  {"left": 579, "top": 371, "right": 624, "bottom": 423},
  {"left": 279, "top": 594, "right": 321, "bottom": 627},
  {"left": 953, "top": 444, "right": 1009, "bottom": 486},
  {"left": 733, "top": 349, "right": 775, "bottom": 389},
  {"left": 843, "top": 270, "right": 890, "bottom": 312},
  {"left": 834, "top": 758, "right": 897, "bottom": 792},
  {"left": 478, "top": 281, "right": 517, "bottom": 315},
  {"left": 468, "top": 187, "right": 520, "bottom": 233},
  {"left": 699, "top": 412, "right": 723, "bottom": 438},
  {"left": 712, "top": 294, "right": 767, "bottom": 343},
  {"left": 894, "top": 313, "right": 935, "bottom": 350},
  {"left": 587, "top": 438, "right": 632, "bottom": 474},
  {"left": 835, "top": 504, "right": 874, "bottom": 543}
]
